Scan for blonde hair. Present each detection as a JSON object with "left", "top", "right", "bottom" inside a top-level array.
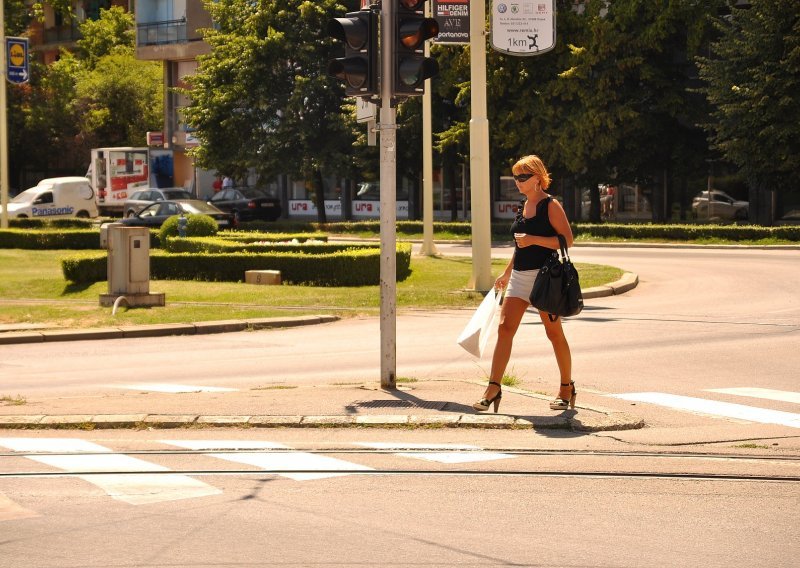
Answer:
[{"left": 512, "top": 155, "right": 552, "bottom": 190}]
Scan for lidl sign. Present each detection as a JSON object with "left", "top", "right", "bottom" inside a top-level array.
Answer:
[{"left": 6, "top": 37, "right": 29, "bottom": 84}]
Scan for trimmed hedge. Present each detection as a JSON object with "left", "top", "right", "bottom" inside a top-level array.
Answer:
[
  {"left": 164, "top": 236, "right": 362, "bottom": 255},
  {"left": 214, "top": 231, "right": 328, "bottom": 243},
  {"left": 8, "top": 218, "right": 95, "bottom": 229},
  {"left": 573, "top": 223, "right": 800, "bottom": 241},
  {"left": 61, "top": 243, "right": 413, "bottom": 286},
  {"left": 0, "top": 228, "right": 101, "bottom": 249}
]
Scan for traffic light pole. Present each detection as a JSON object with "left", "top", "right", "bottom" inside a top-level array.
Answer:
[{"left": 379, "top": 1, "right": 397, "bottom": 390}]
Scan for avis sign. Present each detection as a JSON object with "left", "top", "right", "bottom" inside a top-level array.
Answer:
[{"left": 491, "top": 1, "right": 556, "bottom": 56}]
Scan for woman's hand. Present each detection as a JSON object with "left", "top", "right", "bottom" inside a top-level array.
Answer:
[
  {"left": 514, "top": 233, "right": 534, "bottom": 248},
  {"left": 494, "top": 272, "right": 510, "bottom": 291}
]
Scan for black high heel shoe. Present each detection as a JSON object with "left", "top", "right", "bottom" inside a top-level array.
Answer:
[
  {"left": 473, "top": 381, "right": 503, "bottom": 413},
  {"left": 550, "top": 381, "right": 576, "bottom": 410}
]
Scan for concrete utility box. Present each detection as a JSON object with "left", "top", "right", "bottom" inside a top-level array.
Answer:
[
  {"left": 245, "top": 270, "right": 282, "bottom": 285},
  {"left": 99, "top": 225, "right": 165, "bottom": 308}
]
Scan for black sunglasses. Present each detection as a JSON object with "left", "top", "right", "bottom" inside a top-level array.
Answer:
[{"left": 513, "top": 173, "right": 534, "bottom": 182}]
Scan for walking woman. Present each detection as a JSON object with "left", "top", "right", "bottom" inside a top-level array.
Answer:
[{"left": 473, "top": 155, "right": 576, "bottom": 413}]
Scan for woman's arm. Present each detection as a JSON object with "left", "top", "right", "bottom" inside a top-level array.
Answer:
[{"left": 514, "top": 199, "right": 574, "bottom": 249}]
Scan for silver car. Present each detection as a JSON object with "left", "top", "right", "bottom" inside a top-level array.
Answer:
[
  {"left": 123, "top": 188, "right": 192, "bottom": 218},
  {"left": 692, "top": 190, "right": 749, "bottom": 220}
]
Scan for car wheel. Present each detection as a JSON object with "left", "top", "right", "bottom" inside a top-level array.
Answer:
[
  {"left": 126, "top": 210, "right": 136, "bottom": 218},
  {"left": 735, "top": 209, "right": 748, "bottom": 221},
  {"left": 76, "top": 210, "right": 90, "bottom": 219}
]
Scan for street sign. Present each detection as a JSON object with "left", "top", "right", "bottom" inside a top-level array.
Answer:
[
  {"left": 6, "top": 37, "right": 30, "bottom": 84},
  {"left": 433, "top": 0, "right": 470, "bottom": 45},
  {"left": 490, "top": 0, "right": 556, "bottom": 56},
  {"left": 356, "top": 98, "right": 376, "bottom": 123}
]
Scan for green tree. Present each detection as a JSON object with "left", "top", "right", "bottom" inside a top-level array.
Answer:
[
  {"left": 76, "top": 6, "right": 137, "bottom": 68},
  {"left": 74, "top": 52, "right": 163, "bottom": 147},
  {"left": 698, "top": 0, "right": 800, "bottom": 224},
  {"left": 182, "top": 0, "right": 357, "bottom": 222}
]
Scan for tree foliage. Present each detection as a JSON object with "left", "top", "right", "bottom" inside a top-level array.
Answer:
[
  {"left": 182, "top": 0, "right": 356, "bottom": 192},
  {"left": 698, "top": 0, "right": 800, "bottom": 195}
]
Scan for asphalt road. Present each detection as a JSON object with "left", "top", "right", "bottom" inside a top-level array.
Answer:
[{"left": 2, "top": 245, "right": 799, "bottom": 567}]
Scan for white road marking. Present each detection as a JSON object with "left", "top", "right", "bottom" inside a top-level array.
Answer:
[
  {"left": 0, "top": 438, "right": 221, "bottom": 505},
  {"left": 609, "top": 393, "right": 800, "bottom": 429},
  {"left": 356, "top": 442, "right": 516, "bottom": 464},
  {"left": 161, "top": 440, "right": 373, "bottom": 481},
  {"left": 0, "top": 493, "right": 39, "bottom": 522},
  {"left": 705, "top": 388, "right": 800, "bottom": 405},
  {"left": 113, "top": 383, "right": 237, "bottom": 393}
]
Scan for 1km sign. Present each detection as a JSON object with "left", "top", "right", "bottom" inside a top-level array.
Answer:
[{"left": 6, "top": 37, "right": 30, "bottom": 84}]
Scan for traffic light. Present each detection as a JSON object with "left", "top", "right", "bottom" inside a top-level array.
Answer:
[
  {"left": 327, "top": 9, "right": 379, "bottom": 97},
  {"left": 393, "top": 0, "right": 439, "bottom": 97}
]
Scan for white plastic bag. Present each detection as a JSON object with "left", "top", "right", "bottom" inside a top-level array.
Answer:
[{"left": 457, "top": 288, "right": 502, "bottom": 358}]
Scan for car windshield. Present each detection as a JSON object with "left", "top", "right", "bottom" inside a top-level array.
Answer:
[
  {"left": 11, "top": 187, "right": 49, "bottom": 204},
  {"left": 162, "top": 190, "right": 192, "bottom": 199},
  {"left": 181, "top": 201, "right": 221, "bottom": 214}
]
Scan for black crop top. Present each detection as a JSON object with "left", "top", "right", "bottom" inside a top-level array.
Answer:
[{"left": 510, "top": 196, "right": 558, "bottom": 271}]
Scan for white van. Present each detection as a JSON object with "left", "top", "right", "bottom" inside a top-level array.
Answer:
[{"left": 2, "top": 177, "right": 98, "bottom": 219}]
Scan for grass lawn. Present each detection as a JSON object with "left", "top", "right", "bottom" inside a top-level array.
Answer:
[{"left": 0, "top": 249, "right": 623, "bottom": 329}]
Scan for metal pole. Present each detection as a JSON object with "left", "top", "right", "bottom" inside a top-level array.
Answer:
[
  {"left": 379, "top": 1, "right": 397, "bottom": 390},
  {"left": 468, "top": 0, "right": 493, "bottom": 291},
  {"left": 420, "top": 2, "right": 438, "bottom": 256},
  {"left": 0, "top": 2, "right": 10, "bottom": 229}
]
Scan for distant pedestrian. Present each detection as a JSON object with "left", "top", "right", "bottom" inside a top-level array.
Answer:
[
  {"left": 212, "top": 176, "right": 223, "bottom": 194},
  {"left": 472, "top": 154, "right": 576, "bottom": 413},
  {"left": 222, "top": 176, "right": 234, "bottom": 190}
]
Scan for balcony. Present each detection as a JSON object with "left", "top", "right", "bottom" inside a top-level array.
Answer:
[
  {"left": 42, "top": 24, "right": 82, "bottom": 45},
  {"left": 137, "top": 19, "right": 188, "bottom": 46}
]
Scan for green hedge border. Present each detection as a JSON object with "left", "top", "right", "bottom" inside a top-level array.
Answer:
[{"left": 61, "top": 243, "right": 413, "bottom": 287}]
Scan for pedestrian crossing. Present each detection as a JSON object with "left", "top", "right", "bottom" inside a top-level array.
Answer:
[
  {"left": 0, "top": 438, "right": 519, "bottom": 517},
  {"left": 608, "top": 387, "right": 800, "bottom": 429}
]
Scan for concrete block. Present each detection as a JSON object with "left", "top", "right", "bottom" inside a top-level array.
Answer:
[
  {"left": 458, "top": 414, "right": 515, "bottom": 428},
  {"left": 143, "top": 415, "right": 198, "bottom": 428},
  {"left": 90, "top": 414, "right": 148, "bottom": 428},
  {"left": 355, "top": 415, "right": 408, "bottom": 426},
  {"left": 408, "top": 415, "right": 461, "bottom": 427},
  {"left": 197, "top": 415, "right": 251, "bottom": 425},
  {"left": 0, "top": 415, "right": 44, "bottom": 427},
  {"left": 245, "top": 270, "right": 282, "bottom": 285},
  {"left": 302, "top": 415, "right": 356, "bottom": 426}
]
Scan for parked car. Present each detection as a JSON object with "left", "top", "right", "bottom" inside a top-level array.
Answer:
[
  {"left": 121, "top": 200, "right": 233, "bottom": 229},
  {"left": 1, "top": 177, "right": 97, "bottom": 219},
  {"left": 123, "top": 187, "right": 193, "bottom": 218},
  {"left": 207, "top": 187, "right": 282, "bottom": 222},
  {"left": 692, "top": 190, "right": 749, "bottom": 220}
]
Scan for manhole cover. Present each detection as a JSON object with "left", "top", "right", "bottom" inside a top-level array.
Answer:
[{"left": 351, "top": 400, "right": 448, "bottom": 411}]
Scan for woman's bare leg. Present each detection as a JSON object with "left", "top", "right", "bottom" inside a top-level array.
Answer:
[
  {"left": 539, "top": 312, "right": 573, "bottom": 399},
  {"left": 481, "top": 297, "right": 529, "bottom": 399}
]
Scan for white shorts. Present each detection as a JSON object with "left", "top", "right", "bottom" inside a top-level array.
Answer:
[{"left": 505, "top": 269, "right": 539, "bottom": 302}]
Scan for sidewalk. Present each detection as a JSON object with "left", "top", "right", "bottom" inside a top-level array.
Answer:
[{"left": 0, "top": 378, "right": 645, "bottom": 433}]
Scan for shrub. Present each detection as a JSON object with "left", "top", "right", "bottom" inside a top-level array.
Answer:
[
  {"left": 61, "top": 243, "right": 413, "bottom": 286},
  {"left": 158, "top": 214, "right": 218, "bottom": 244}
]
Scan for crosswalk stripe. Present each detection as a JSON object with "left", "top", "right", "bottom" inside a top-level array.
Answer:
[
  {"left": 705, "top": 388, "right": 800, "bottom": 405},
  {"left": 0, "top": 493, "right": 39, "bottom": 522},
  {"left": 113, "top": 383, "right": 238, "bottom": 393},
  {"left": 0, "top": 438, "right": 221, "bottom": 505},
  {"left": 160, "top": 440, "right": 373, "bottom": 481},
  {"left": 356, "top": 442, "right": 516, "bottom": 464},
  {"left": 609, "top": 393, "right": 800, "bottom": 429}
]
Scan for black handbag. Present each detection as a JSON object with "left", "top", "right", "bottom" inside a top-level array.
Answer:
[{"left": 529, "top": 234, "right": 584, "bottom": 321}]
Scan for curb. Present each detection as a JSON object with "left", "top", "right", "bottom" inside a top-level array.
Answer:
[
  {"left": 0, "top": 315, "right": 340, "bottom": 345},
  {"left": 0, "top": 412, "right": 645, "bottom": 432}
]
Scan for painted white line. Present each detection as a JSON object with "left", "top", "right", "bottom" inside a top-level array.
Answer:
[
  {"left": 0, "top": 493, "right": 39, "bottom": 522},
  {"left": 0, "top": 438, "right": 221, "bottom": 505},
  {"left": 356, "top": 443, "right": 516, "bottom": 464},
  {"left": 705, "top": 388, "right": 800, "bottom": 405},
  {"left": 161, "top": 440, "right": 372, "bottom": 481},
  {"left": 114, "top": 383, "right": 238, "bottom": 393},
  {"left": 609, "top": 393, "right": 800, "bottom": 429}
]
